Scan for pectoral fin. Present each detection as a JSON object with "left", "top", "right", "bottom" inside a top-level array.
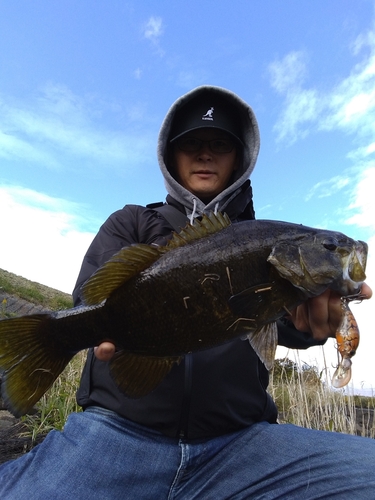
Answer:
[
  {"left": 109, "top": 352, "right": 182, "bottom": 398},
  {"left": 245, "top": 322, "right": 278, "bottom": 370}
]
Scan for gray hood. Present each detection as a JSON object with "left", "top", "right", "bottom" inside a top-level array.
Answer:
[{"left": 157, "top": 85, "right": 260, "bottom": 219}]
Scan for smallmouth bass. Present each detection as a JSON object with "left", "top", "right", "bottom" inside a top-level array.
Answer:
[{"left": 0, "top": 213, "right": 368, "bottom": 417}]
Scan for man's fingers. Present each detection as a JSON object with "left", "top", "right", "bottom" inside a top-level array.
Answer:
[{"left": 289, "top": 290, "right": 342, "bottom": 340}]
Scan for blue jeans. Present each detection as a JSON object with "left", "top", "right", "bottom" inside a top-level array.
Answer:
[{"left": 0, "top": 406, "right": 374, "bottom": 499}]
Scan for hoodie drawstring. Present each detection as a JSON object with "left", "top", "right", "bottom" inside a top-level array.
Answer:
[
  {"left": 189, "top": 192, "right": 238, "bottom": 223},
  {"left": 189, "top": 198, "right": 198, "bottom": 224}
]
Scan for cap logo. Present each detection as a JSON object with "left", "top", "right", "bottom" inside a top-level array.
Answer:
[{"left": 202, "top": 107, "right": 214, "bottom": 121}]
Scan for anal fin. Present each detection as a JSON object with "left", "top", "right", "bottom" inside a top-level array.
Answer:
[{"left": 109, "top": 351, "right": 181, "bottom": 398}]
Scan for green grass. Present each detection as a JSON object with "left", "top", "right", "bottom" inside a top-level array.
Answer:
[{"left": 0, "top": 269, "right": 73, "bottom": 310}]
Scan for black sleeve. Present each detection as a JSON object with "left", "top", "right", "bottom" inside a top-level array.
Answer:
[{"left": 277, "top": 317, "right": 327, "bottom": 350}]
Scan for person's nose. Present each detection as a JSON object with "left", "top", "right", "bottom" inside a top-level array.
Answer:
[{"left": 197, "top": 142, "right": 213, "bottom": 160}]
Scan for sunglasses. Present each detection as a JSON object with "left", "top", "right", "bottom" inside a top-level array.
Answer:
[{"left": 176, "top": 136, "right": 235, "bottom": 154}]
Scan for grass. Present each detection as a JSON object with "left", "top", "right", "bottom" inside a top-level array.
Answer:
[
  {"left": 270, "top": 355, "right": 375, "bottom": 438},
  {"left": 20, "top": 352, "right": 375, "bottom": 441},
  {"left": 0, "top": 269, "right": 73, "bottom": 311}
]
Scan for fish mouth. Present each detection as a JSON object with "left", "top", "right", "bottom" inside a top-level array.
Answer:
[
  {"left": 345, "top": 246, "right": 366, "bottom": 282},
  {"left": 351, "top": 241, "right": 368, "bottom": 280},
  {"left": 333, "top": 245, "right": 367, "bottom": 296}
]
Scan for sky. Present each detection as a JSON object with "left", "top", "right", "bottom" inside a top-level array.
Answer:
[{"left": 1, "top": 0, "right": 375, "bottom": 394}]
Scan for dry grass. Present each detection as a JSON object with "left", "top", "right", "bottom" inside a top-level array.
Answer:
[
  {"left": 19, "top": 350, "right": 375, "bottom": 441},
  {"left": 270, "top": 355, "right": 375, "bottom": 438}
]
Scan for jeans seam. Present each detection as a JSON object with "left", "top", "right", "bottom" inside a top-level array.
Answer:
[{"left": 167, "top": 441, "right": 187, "bottom": 500}]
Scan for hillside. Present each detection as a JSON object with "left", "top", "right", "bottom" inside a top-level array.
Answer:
[{"left": 0, "top": 268, "right": 73, "bottom": 315}]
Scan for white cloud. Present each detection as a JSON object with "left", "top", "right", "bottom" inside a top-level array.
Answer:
[
  {"left": 345, "top": 167, "right": 375, "bottom": 230},
  {"left": 321, "top": 52, "right": 375, "bottom": 137},
  {"left": 0, "top": 185, "right": 96, "bottom": 293},
  {"left": 0, "top": 83, "right": 154, "bottom": 172},
  {"left": 269, "top": 29, "right": 375, "bottom": 147},
  {"left": 267, "top": 51, "right": 323, "bottom": 142},
  {"left": 0, "top": 129, "right": 60, "bottom": 168},
  {"left": 143, "top": 16, "right": 164, "bottom": 41},
  {"left": 143, "top": 16, "right": 165, "bottom": 56},
  {"left": 305, "top": 175, "right": 351, "bottom": 201},
  {"left": 275, "top": 89, "right": 320, "bottom": 142},
  {"left": 268, "top": 25, "right": 375, "bottom": 234},
  {"left": 268, "top": 51, "right": 308, "bottom": 93}
]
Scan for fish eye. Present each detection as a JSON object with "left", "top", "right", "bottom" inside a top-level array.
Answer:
[{"left": 323, "top": 239, "right": 338, "bottom": 251}]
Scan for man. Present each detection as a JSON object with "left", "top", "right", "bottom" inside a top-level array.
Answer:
[{"left": 0, "top": 85, "right": 374, "bottom": 499}]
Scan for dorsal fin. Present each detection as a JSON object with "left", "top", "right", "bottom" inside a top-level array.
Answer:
[
  {"left": 165, "top": 211, "right": 231, "bottom": 251},
  {"left": 82, "top": 212, "right": 231, "bottom": 306}
]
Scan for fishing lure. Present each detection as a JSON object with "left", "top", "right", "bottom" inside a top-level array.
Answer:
[{"left": 331, "top": 295, "right": 363, "bottom": 388}]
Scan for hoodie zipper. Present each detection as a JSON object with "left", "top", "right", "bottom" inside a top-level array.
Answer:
[{"left": 178, "top": 353, "right": 193, "bottom": 439}]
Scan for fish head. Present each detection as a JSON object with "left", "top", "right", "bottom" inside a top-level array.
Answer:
[{"left": 267, "top": 231, "right": 368, "bottom": 298}]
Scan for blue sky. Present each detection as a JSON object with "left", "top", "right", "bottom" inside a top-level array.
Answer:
[{"left": 1, "top": 1, "right": 375, "bottom": 392}]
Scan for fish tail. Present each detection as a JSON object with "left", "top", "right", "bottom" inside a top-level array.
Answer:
[{"left": 0, "top": 314, "right": 74, "bottom": 417}]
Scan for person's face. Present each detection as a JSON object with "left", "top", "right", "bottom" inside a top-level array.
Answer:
[{"left": 172, "top": 128, "right": 239, "bottom": 202}]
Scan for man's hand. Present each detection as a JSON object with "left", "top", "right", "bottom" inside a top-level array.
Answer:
[
  {"left": 93, "top": 284, "right": 373, "bottom": 358},
  {"left": 287, "top": 283, "right": 372, "bottom": 340},
  {"left": 94, "top": 342, "right": 116, "bottom": 361}
]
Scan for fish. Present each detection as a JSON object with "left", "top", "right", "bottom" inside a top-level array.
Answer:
[
  {"left": 331, "top": 297, "right": 361, "bottom": 389},
  {"left": 0, "top": 212, "right": 368, "bottom": 417}
]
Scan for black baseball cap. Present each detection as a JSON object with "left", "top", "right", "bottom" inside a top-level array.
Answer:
[{"left": 169, "top": 94, "right": 244, "bottom": 145}]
